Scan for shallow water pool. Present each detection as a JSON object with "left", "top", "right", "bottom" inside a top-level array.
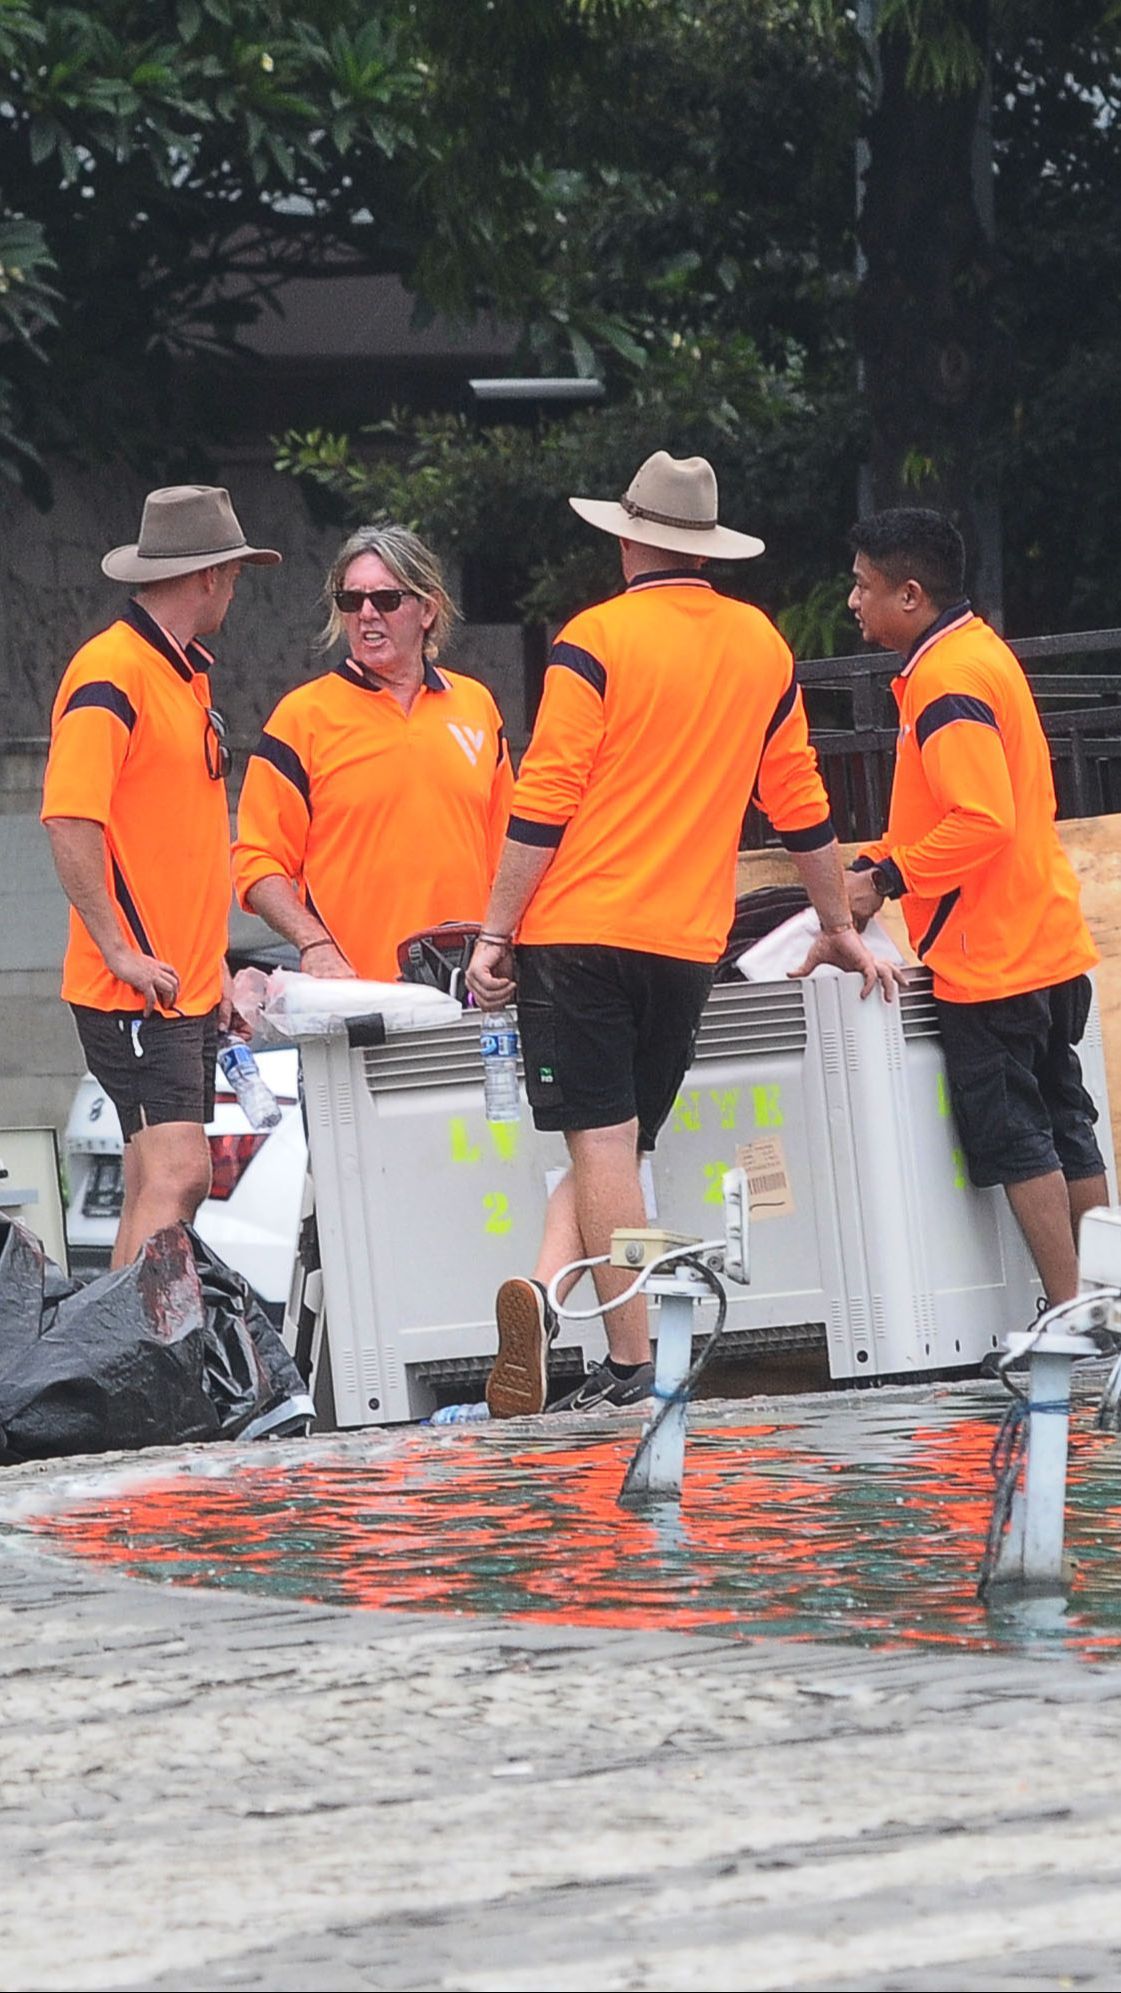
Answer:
[{"left": 17, "top": 1379, "right": 1121, "bottom": 1657}]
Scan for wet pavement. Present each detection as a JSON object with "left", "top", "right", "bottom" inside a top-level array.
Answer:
[{"left": 5, "top": 1394, "right": 1121, "bottom": 1990}]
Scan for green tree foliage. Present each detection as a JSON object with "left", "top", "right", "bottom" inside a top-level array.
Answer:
[
  {"left": 277, "top": 335, "right": 862, "bottom": 642},
  {"left": 0, "top": 0, "right": 640, "bottom": 490},
  {"left": 279, "top": 0, "right": 870, "bottom": 652}
]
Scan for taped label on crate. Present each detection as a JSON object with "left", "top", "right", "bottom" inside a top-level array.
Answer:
[{"left": 734, "top": 1136, "right": 794, "bottom": 1221}]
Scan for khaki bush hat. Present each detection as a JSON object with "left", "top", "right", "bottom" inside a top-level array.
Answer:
[
  {"left": 569, "top": 450, "right": 764, "bottom": 560},
  {"left": 102, "top": 485, "right": 282, "bottom": 583}
]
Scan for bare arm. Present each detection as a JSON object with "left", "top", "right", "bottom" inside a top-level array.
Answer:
[
  {"left": 246, "top": 874, "right": 353, "bottom": 979},
  {"left": 790, "top": 839, "right": 903, "bottom": 1001},
  {"left": 45, "top": 816, "right": 181, "bottom": 1015},
  {"left": 465, "top": 840, "right": 555, "bottom": 1007}
]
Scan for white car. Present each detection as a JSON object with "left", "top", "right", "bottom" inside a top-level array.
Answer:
[{"left": 64, "top": 1045, "right": 307, "bottom": 1323}]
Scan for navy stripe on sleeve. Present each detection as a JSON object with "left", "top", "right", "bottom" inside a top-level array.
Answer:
[
  {"left": 551, "top": 641, "right": 607, "bottom": 698},
  {"left": 762, "top": 670, "right": 798, "bottom": 747},
  {"left": 917, "top": 887, "right": 961, "bottom": 957},
  {"left": 507, "top": 815, "right": 566, "bottom": 849},
  {"left": 111, "top": 858, "right": 154, "bottom": 955},
  {"left": 915, "top": 693, "right": 998, "bottom": 750},
  {"left": 62, "top": 681, "right": 137, "bottom": 731},
  {"left": 779, "top": 816, "right": 836, "bottom": 853},
  {"left": 252, "top": 732, "right": 311, "bottom": 809}
]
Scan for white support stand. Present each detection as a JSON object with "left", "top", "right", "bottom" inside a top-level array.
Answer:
[
  {"left": 987, "top": 1314, "right": 1107, "bottom": 1592},
  {"left": 618, "top": 1267, "right": 710, "bottom": 1504}
]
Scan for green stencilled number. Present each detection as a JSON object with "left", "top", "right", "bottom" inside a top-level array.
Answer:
[
  {"left": 936, "top": 1073, "right": 952, "bottom": 1119},
  {"left": 709, "top": 1087, "right": 739, "bottom": 1131},
  {"left": 484, "top": 1191, "right": 512, "bottom": 1235},
  {"left": 703, "top": 1161, "right": 726, "bottom": 1205},
  {"left": 673, "top": 1090, "right": 702, "bottom": 1133},
  {"left": 752, "top": 1083, "right": 784, "bottom": 1129},
  {"left": 488, "top": 1122, "right": 518, "bottom": 1163},
  {"left": 450, "top": 1116, "right": 482, "bottom": 1165},
  {"left": 951, "top": 1146, "right": 967, "bottom": 1190}
]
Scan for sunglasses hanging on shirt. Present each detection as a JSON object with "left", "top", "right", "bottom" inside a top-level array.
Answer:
[{"left": 204, "top": 706, "right": 231, "bottom": 780}]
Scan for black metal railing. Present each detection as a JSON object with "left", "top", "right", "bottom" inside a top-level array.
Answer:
[{"left": 742, "top": 627, "right": 1121, "bottom": 848}]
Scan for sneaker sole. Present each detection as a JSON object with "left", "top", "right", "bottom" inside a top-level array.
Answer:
[{"left": 486, "top": 1280, "right": 548, "bottom": 1418}]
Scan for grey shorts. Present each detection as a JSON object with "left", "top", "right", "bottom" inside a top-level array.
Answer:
[{"left": 71, "top": 1005, "right": 218, "bottom": 1142}]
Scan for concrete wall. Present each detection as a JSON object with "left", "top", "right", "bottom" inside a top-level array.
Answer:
[{"left": 0, "top": 452, "right": 528, "bottom": 1141}]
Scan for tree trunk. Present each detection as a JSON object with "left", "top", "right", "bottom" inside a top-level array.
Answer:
[{"left": 856, "top": 1, "right": 1003, "bottom": 620}]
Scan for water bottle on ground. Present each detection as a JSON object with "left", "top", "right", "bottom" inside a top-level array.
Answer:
[
  {"left": 427, "top": 1401, "right": 491, "bottom": 1425},
  {"left": 479, "top": 1006, "right": 520, "bottom": 1123},
  {"left": 217, "top": 1033, "right": 281, "bottom": 1130}
]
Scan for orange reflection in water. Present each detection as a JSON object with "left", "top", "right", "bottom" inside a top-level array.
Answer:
[{"left": 22, "top": 1396, "right": 1121, "bottom": 1657}]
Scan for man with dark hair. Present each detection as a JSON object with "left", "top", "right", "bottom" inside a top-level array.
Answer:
[
  {"left": 468, "top": 451, "right": 899, "bottom": 1418},
  {"left": 846, "top": 505, "right": 1106, "bottom": 1303}
]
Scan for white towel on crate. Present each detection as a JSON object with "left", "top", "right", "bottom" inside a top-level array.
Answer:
[
  {"left": 259, "top": 969, "right": 461, "bottom": 1040},
  {"left": 734, "top": 908, "right": 905, "bottom": 983}
]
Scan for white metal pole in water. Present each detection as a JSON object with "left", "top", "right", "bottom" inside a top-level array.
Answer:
[
  {"left": 620, "top": 1277, "right": 700, "bottom": 1502},
  {"left": 1018, "top": 1348, "right": 1074, "bottom": 1587},
  {"left": 989, "top": 1316, "right": 1104, "bottom": 1593}
]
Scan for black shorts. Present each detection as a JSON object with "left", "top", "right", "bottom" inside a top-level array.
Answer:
[
  {"left": 935, "top": 975, "right": 1104, "bottom": 1189},
  {"left": 71, "top": 1005, "right": 218, "bottom": 1142},
  {"left": 515, "top": 944, "right": 714, "bottom": 1148}
]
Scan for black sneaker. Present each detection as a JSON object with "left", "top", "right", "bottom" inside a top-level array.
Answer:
[
  {"left": 486, "top": 1278, "right": 559, "bottom": 1418},
  {"left": 547, "top": 1360, "right": 656, "bottom": 1414}
]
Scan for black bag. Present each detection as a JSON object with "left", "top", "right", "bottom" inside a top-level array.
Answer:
[
  {"left": 713, "top": 885, "right": 812, "bottom": 982},
  {"left": 396, "top": 920, "right": 481, "bottom": 1000},
  {"left": 0, "top": 1218, "right": 312, "bottom": 1464}
]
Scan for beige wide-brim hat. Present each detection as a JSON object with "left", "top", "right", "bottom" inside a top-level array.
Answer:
[
  {"left": 102, "top": 484, "right": 282, "bottom": 583},
  {"left": 570, "top": 450, "right": 764, "bottom": 561}
]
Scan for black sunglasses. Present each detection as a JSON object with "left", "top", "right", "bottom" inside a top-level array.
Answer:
[
  {"left": 333, "top": 586, "right": 418, "bottom": 614},
  {"left": 205, "top": 706, "right": 231, "bottom": 781}
]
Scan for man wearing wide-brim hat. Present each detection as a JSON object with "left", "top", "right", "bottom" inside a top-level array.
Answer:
[
  {"left": 42, "top": 485, "right": 280, "bottom": 1266},
  {"left": 468, "top": 449, "right": 901, "bottom": 1417}
]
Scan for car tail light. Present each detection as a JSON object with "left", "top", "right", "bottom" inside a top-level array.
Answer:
[{"left": 207, "top": 1131, "right": 268, "bottom": 1201}]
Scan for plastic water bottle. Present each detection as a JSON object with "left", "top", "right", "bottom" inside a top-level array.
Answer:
[
  {"left": 427, "top": 1401, "right": 491, "bottom": 1425},
  {"left": 480, "top": 1006, "right": 520, "bottom": 1123},
  {"left": 217, "top": 1034, "right": 281, "bottom": 1130}
]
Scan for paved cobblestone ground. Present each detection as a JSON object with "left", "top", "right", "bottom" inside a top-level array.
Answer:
[{"left": 3, "top": 1437, "right": 1121, "bottom": 1992}]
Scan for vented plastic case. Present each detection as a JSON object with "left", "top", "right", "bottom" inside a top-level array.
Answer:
[{"left": 298, "top": 972, "right": 1115, "bottom": 1425}]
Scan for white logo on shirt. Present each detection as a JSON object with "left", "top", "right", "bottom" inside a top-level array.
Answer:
[{"left": 448, "top": 723, "right": 485, "bottom": 766}]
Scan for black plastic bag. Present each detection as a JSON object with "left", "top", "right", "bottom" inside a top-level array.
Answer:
[{"left": 0, "top": 1219, "right": 312, "bottom": 1465}]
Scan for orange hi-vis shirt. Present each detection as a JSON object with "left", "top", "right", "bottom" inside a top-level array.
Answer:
[
  {"left": 233, "top": 658, "right": 514, "bottom": 982},
  {"left": 41, "top": 599, "right": 231, "bottom": 1015},
  {"left": 510, "top": 569, "right": 834, "bottom": 962},
  {"left": 857, "top": 603, "right": 1097, "bottom": 1002}
]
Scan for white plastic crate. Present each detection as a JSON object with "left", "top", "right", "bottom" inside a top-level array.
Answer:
[{"left": 299, "top": 971, "right": 1115, "bottom": 1425}]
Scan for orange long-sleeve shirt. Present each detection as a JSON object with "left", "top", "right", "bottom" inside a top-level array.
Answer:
[
  {"left": 41, "top": 599, "right": 230, "bottom": 1015},
  {"left": 233, "top": 659, "right": 513, "bottom": 981},
  {"left": 858, "top": 607, "right": 1096, "bottom": 1001},
  {"left": 510, "top": 570, "right": 833, "bottom": 962}
]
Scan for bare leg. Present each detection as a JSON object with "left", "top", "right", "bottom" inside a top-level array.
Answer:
[
  {"left": 533, "top": 1168, "right": 586, "bottom": 1306},
  {"left": 565, "top": 1120, "right": 650, "bottom": 1365},
  {"left": 1067, "top": 1172, "right": 1109, "bottom": 1256},
  {"left": 112, "top": 1121, "right": 211, "bottom": 1266},
  {"left": 1005, "top": 1170, "right": 1082, "bottom": 1305}
]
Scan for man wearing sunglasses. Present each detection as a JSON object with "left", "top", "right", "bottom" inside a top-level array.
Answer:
[{"left": 41, "top": 484, "right": 280, "bottom": 1266}]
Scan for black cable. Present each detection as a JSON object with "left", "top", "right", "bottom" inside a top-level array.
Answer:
[{"left": 617, "top": 1253, "right": 728, "bottom": 1506}]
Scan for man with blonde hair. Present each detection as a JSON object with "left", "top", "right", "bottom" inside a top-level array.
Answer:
[
  {"left": 42, "top": 484, "right": 280, "bottom": 1265},
  {"left": 468, "top": 451, "right": 899, "bottom": 1416}
]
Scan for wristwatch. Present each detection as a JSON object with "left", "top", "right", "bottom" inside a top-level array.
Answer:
[{"left": 869, "top": 858, "right": 906, "bottom": 900}]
